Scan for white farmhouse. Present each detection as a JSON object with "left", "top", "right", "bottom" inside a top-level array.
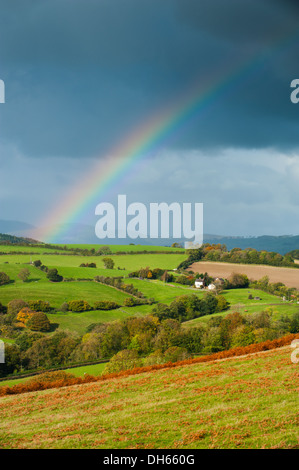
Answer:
[
  {"left": 208, "top": 283, "right": 216, "bottom": 290},
  {"left": 194, "top": 280, "right": 204, "bottom": 289}
]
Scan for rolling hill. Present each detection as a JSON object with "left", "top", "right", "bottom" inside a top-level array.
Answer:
[{"left": 0, "top": 342, "right": 298, "bottom": 449}]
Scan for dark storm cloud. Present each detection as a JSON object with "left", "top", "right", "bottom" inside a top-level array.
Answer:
[
  {"left": 176, "top": 0, "right": 299, "bottom": 44},
  {"left": 0, "top": 0, "right": 298, "bottom": 158}
]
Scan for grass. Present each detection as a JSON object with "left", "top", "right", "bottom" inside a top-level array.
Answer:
[
  {"left": 184, "top": 288, "right": 299, "bottom": 327},
  {"left": 0, "top": 243, "right": 184, "bottom": 254},
  {"left": 58, "top": 244, "right": 185, "bottom": 253},
  {"left": 0, "top": 253, "right": 186, "bottom": 271},
  {"left": 0, "top": 279, "right": 130, "bottom": 308},
  {"left": 0, "top": 362, "right": 107, "bottom": 388},
  {"left": 0, "top": 346, "right": 297, "bottom": 449},
  {"left": 0, "top": 245, "right": 297, "bottom": 336},
  {"left": 49, "top": 308, "right": 138, "bottom": 335}
]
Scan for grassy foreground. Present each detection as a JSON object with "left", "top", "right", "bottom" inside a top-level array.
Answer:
[{"left": 0, "top": 345, "right": 298, "bottom": 449}]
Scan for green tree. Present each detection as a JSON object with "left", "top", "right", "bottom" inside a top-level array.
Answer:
[
  {"left": 216, "top": 295, "right": 229, "bottom": 312},
  {"left": 0, "top": 344, "right": 21, "bottom": 377},
  {"left": 102, "top": 257, "right": 115, "bottom": 269},
  {"left": 103, "top": 349, "right": 142, "bottom": 374},
  {"left": 228, "top": 272, "right": 249, "bottom": 288},
  {"left": 231, "top": 325, "right": 256, "bottom": 348},
  {"left": 153, "top": 319, "right": 182, "bottom": 352},
  {"left": 46, "top": 268, "right": 63, "bottom": 282},
  {"left": 0, "top": 272, "right": 10, "bottom": 286},
  {"left": 15, "top": 331, "right": 43, "bottom": 352},
  {"left": 289, "top": 311, "right": 299, "bottom": 333},
  {"left": 143, "top": 349, "right": 165, "bottom": 366},
  {"left": 26, "top": 312, "right": 51, "bottom": 332},
  {"left": 163, "top": 346, "right": 190, "bottom": 363},
  {"left": 17, "top": 268, "right": 30, "bottom": 282},
  {"left": 98, "top": 321, "right": 130, "bottom": 358},
  {"left": 6, "top": 299, "right": 29, "bottom": 324}
]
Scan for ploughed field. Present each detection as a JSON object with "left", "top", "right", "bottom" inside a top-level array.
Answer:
[
  {"left": 191, "top": 261, "right": 299, "bottom": 290},
  {"left": 0, "top": 346, "right": 298, "bottom": 449}
]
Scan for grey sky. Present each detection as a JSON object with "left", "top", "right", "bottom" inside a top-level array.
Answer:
[{"left": 0, "top": 0, "right": 298, "bottom": 238}]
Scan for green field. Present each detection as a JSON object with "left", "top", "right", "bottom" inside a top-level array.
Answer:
[
  {"left": 0, "top": 242, "right": 297, "bottom": 336},
  {"left": 0, "top": 362, "right": 107, "bottom": 388},
  {"left": 0, "top": 252, "right": 186, "bottom": 274},
  {"left": 0, "top": 242, "right": 298, "bottom": 450},
  {"left": 0, "top": 243, "right": 184, "bottom": 254},
  {"left": 57, "top": 244, "right": 185, "bottom": 253},
  {"left": 0, "top": 346, "right": 297, "bottom": 449},
  {"left": 184, "top": 288, "right": 297, "bottom": 327}
]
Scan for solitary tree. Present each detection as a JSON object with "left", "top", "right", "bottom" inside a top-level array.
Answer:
[
  {"left": 18, "top": 268, "right": 30, "bottom": 282},
  {"left": 32, "top": 260, "right": 42, "bottom": 268},
  {"left": 26, "top": 312, "right": 51, "bottom": 332},
  {"left": 0, "top": 272, "right": 10, "bottom": 286},
  {"left": 46, "top": 268, "right": 63, "bottom": 282},
  {"left": 102, "top": 257, "right": 115, "bottom": 269}
]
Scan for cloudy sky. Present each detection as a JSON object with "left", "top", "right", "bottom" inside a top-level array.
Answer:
[{"left": 0, "top": 0, "right": 299, "bottom": 240}]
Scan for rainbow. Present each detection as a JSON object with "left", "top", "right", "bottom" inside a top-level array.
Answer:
[{"left": 32, "top": 31, "right": 298, "bottom": 243}]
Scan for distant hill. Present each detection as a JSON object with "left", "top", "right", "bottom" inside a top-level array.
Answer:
[
  {"left": 0, "top": 219, "right": 35, "bottom": 234},
  {"left": 0, "top": 219, "right": 298, "bottom": 254},
  {"left": 0, "top": 233, "right": 40, "bottom": 245},
  {"left": 203, "top": 234, "right": 299, "bottom": 255}
]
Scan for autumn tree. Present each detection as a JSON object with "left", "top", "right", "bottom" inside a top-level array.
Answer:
[{"left": 16, "top": 307, "right": 34, "bottom": 328}]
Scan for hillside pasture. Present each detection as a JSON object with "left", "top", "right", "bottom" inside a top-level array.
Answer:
[
  {"left": 0, "top": 346, "right": 297, "bottom": 449},
  {"left": 0, "top": 277, "right": 130, "bottom": 308},
  {"left": 0, "top": 252, "right": 187, "bottom": 273},
  {"left": 58, "top": 244, "right": 185, "bottom": 253}
]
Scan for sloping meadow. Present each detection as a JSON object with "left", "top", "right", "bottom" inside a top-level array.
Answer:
[{"left": 0, "top": 336, "right": 298, "bottom": 449}]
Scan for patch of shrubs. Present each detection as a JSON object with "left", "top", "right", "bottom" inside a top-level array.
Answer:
[
  {"left": 27, "top": 370, "right": 76, "bottom": 385},
  {"left": 123, "top": 297, "right": 146, "bottom": 307},
  {"left": 27, "top": 300, "right": 51, "bottom": 312},
  {"left": 67, "top": 300, "right": 91, "bottom": 312},
  {"left": 128, "top": 267, "right": 174, "bottom": 283},
  {"left": 94, "top": 275, "right": 148, "bottom": 300},
  {"left": 93, "top": 300, "right": 120, "bottom": 310}
]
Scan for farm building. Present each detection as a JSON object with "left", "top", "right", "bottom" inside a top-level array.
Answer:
[
  {"left": 208, "top": 283, "right": 216, "bottom": 290},
  {"left": 194, "top": 280, "right": 204, "bottom": 289}
]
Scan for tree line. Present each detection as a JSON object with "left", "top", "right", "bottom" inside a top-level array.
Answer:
[
  {"left": 1, "top": 293, "right": 298, "bottom": 378},
  {"left": 176, "top": 244, "right": 299, "bottom": 270}
]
